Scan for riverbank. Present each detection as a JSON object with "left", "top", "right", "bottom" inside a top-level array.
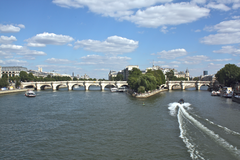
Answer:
[
  {"left": 0, "top": 88, "right": 29, "bottom": 95},
  {"left": 130, "top": 88, "right": 168, "bottom": 98}
]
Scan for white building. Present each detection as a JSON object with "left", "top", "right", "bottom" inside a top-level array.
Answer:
[{"left": 1, "top": 66, "right": 28, "bottom": 77}]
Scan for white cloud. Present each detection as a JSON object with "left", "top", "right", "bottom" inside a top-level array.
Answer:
[
  {"left": 0, "top": 59, "right": 28, "bottom": 65},
  {"left": 0, "top": 24, "right": 24, "bottom": 33},
  {"left": 206, "top": 2, "right": 231, "bottom": 11},
  {"left": 170, "top": 61, "right": 181, "bottom": 64},
  {"left": 182, "top": 55, "right": 208, "bottom": 64},
  {"left": 195, "top": 29, "right": 201, "bottom": 32},
  {"left": 74, "top": 36, "right": 138, "bottom": 55},
  {"left": 160, "top": 26, "right": 168, "bottom": 34},
  {"left": 232, "top": 3, "right": 240, "bottom": 9},
  {"left": 191, "top": 0, "right": 207, "bottom": 4},
  {"left": 0, "top": 36, "right": 17, "bottom": 44},
  {"left": 201, "top": 32, "right": 240, "bottom": 45},
  {"left": 161, "top": 64, "right": 179, "bottom": 68},
  {"left": 53, "top": 1, "right": 209, "bottom": 28},
  {"left": 232, "top": 15, "right": 240, "bottom": 19},
  {"left": 213, "top": 46, "right": 240, "bottom": 55},
  {"left": 122, "top": 3, "right": 210, "bottom": 28},
  {"left": 52, "top": 0, "right": 172, "bottom": 18},
  {"left": 26, "top": 32, "right": 74, "bottom": 47},
  {"left": 156, "top": 48, "right": 188, "bottom": 59},
  {"left": 46, "top": 58, "right": 72, "bottom": 64},
  {"left": 0, "top": 44, "right": 46, "bottom": 56},
  {"left": 201, "top": 19, "right": 240, "bottom": 45}
]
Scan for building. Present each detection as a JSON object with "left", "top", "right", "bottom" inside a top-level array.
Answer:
[
  {"left": 122, "top": 65, "right": 139, "bottom": 81},
  {"left": 203, "top": 71, "right": 208, "bottom": 76},
  {"left": 108, "top": 70, "right": 118, "bottom": 80},
  {"left": 80, "top": 74, "right": 90, "bottom": 79},
  {"left": 1, "top": 66, "right": 28, "bottom": 77}
]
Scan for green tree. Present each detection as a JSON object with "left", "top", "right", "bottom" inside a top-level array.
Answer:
[
  {"left": 0, "top": 74, "right": 9, "bottom": 88},
  {"left": 138, "top": 86, "right": 145, "bottom": 93},
  {"left": 115, "top": 74, "right": 123, "bottom": 81},
  {"left": 28, "top": 73, "right": 34, "bottom": 81},
  {"left": 2, "top": 73, "right": 8, "bottom": 79},
  {"left": 19, "top": 71, "right": 28, "bottom": 82},
  {"left": 215, "top": 64, "right": 240, "bottom": 87},
  {"left": 73, "top": 77, "right": 78, "bottom": 81}
]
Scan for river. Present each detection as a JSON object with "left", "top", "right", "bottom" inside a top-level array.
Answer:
[{"left": 1, "top": 86, "right": 240, "bottom": 160}]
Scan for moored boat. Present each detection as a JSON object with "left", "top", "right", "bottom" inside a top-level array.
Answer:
[
  {"left": 221, "top": 87, "right": 233, "bottom": 98},
  {"left": 110, "top": 87, "right": 118, "bottom": 92},
  {"left": 232, "top": 84, "right": 240, "bottom": 103},
  {"left": 25, "top": 90, "right": 36, "bottom": 97}
]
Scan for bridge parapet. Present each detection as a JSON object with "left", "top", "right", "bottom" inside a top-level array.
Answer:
[{"left": 21, "top": 81, "right": 128, "bottom": 91}]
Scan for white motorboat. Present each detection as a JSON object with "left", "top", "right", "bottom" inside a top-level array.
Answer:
[
  {"left": 110, "top": 87, "right": 118, "bottom": 92},
  {"left": 25, "top": 90, "right": 36, "bottom": 97}
]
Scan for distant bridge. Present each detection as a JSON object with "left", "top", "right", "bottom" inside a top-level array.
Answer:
[
  {"left": 166, "top": 81, "right": 212, "bottom": 90},
  {"left": 21, "top": 81, "right": 128, "bottom": 91}
]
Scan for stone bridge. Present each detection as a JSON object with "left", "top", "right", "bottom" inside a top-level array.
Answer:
[
  {"left": 166, "top": 80, "right": 212, "bottom": 90},
  {"left": 21, "top": 81, "right": 128, "bottom": 91}
]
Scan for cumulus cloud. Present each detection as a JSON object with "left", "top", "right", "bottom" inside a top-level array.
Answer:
[
  {"left": 0, "top": 36, "right": 17, "bottom": 44},
  {"left": 46, "top": 58, "right": 72, "bottom": 64},
  {"left": 213, "top": 46, "right": 240, "bottom": 55},
  {"left": 155, "top": 48, "right": 188, "bottom": 59},
  {"left": 53, "top": 1, "right": 209, "bottom": 28},
  {"left": 74, "top": 36, "right": 138, "bottom": 55},
  {"left": 78, "top": 54, "right": 131, "bottom": 65},
  {"left": 0, "top": 59, "right": 28, "bottom": 65},
  {"left": 0, "top": 44, "right": 46, "bottom": 57},
  {"left": 205, "top": 58, "right": 232, "bottom": 61},
  {"left": 26, "top": 32, "right": 74, "bottom": 47},
  {"left": 201, "top": 19, "right": 240, "bottom": 45},
  {"left": 52, "top": 0, "right": 172, "bottom": 18},
  {"left": 161, "top": 26, "right": 168, "bottom": 34},
  {"left": 0, "top": 24, "right": 25, "bottom": 33},
  {"left": 206, "top": 2, "right": 231, "bottom": 11},
  {"left": 182, "top": 55, "right": 208, "bottom": 64},
  {"left": 122, "top": 3, "right": 209, "bottom": 28}
]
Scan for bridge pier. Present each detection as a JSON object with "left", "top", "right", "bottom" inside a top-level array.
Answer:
[{"left": 36, "top": 83, "right": 41, "bottom": 90}]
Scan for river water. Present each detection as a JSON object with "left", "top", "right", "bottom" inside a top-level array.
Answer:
[{"left": 1, "top": 86, "right": 240, "bottom": 160}]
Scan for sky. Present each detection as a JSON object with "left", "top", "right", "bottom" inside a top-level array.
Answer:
[{"left": 0, "top": 0, "right": 240, "bottom": 79}]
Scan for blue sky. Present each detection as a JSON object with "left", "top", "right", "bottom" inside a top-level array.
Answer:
[{"left": 0, "top": 0, "right": 240, "bottom": 79}]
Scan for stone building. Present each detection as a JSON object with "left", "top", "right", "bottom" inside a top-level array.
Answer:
[{"left": 1, "top": 66, "right": 28, "bottom": 77}]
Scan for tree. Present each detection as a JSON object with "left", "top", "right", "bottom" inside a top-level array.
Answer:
[
  {"left": 19, "top": 71, "right": 28, "bottom": 82},
  {"left": 0, "top": 74, "right": 9, "bottom": 88},
  {"left": 73, "top": 77, "right": 78, "bottom": 81},
  {"left": 215, "top": 64, "right": 240, "bottom": 87},
  {"left": 2, "top": 73, "right": 8, "bottom": 79},
  {"left": 115, "top": 74, "right": 123, "bottom": 81},
  {"left": 165, "top": 70, "right": 176, "bottom": 80}
]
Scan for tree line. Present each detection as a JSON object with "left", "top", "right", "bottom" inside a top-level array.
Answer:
[
  {"left": 215, "top": 64, "right": 240, "bottom": 87},
  {"left": 127, "top": 68, "right": 166, "bottom": 93}
]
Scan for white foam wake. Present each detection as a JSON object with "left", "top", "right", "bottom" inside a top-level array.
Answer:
[
  {"left": 168, "top": 102, "right": 191, "bottom": 116},
  {"left": 205, "top": 119, "right": 240, "bottom": 136},
  {"left": 178, "top": 105, "right": 240, "bottom": 159}
]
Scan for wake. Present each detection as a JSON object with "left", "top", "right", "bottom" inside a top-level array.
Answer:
[{"left": 168, "top": 102, "right": 240, "bottom": 160}]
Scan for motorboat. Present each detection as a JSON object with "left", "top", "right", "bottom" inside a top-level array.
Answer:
[
  {"left": 117, "top": 87, "right": 126, "bottom": 92},
  {"left": 178, "top": 99, "right": 184, "bottom": 104},
  {"left": 25, "top": 90, "right": 36, "bottom": 97},
  {"left": 110, "top": 87, "right": 118, "bottom": 92},
  {"left": 211, "top": 90, "right": 220, "bottom": 96},
  {"left": 221, "top": 87, "right": 233, "bottom": 98}
]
